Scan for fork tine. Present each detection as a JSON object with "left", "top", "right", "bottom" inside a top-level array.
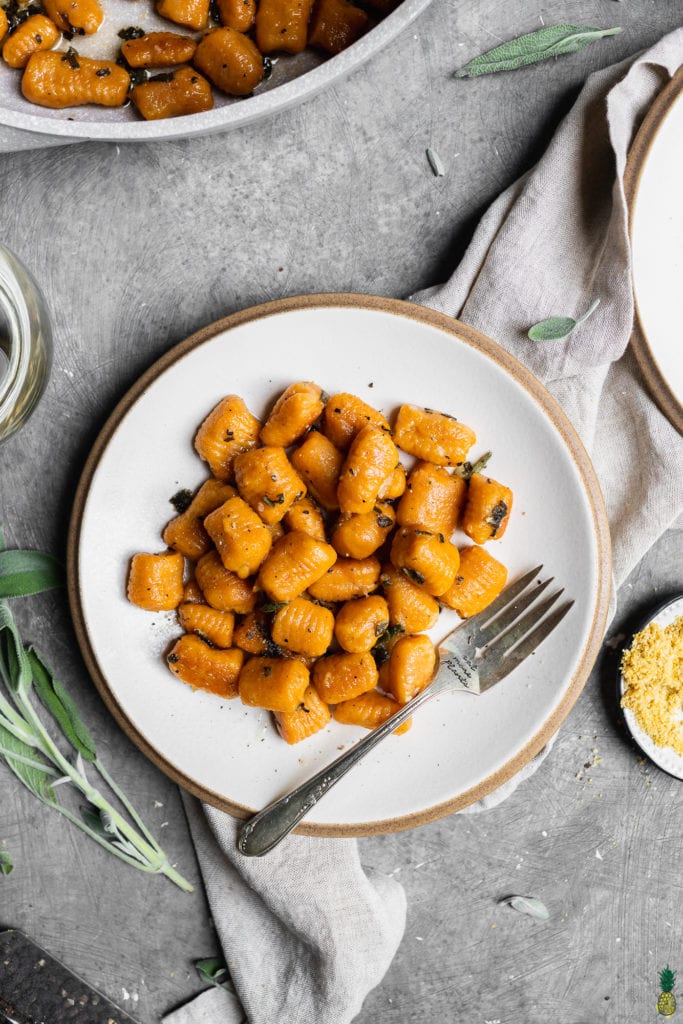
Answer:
[
  {"left": 478, "top": 575, "right": 554, "bottom": 643},
  {"left": 478, "top": 600, "right": 574, "bottom": 692},
  {"left": 484, "top": 588, "right": 564, "bottom": 654},
  {"left": 455, "top": 565, "right": 544, "bottom": 637}
]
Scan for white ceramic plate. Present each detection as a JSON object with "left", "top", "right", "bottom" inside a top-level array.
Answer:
[
  {"left": 67, "top": 295, "right": 611, "bottom": 835},
  {"left": 619, "top": 594, "right": 683, "bottom": 781},
  {"left": 0, "top": 0, "right": 431, "bottom": 142},
  {"left": 627, "top": 68, "right": 683, "bottom": 435}
]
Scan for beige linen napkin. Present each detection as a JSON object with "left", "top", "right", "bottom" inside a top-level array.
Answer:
[{"left": 166, "top": 31, "right": 683, "bottom": 1024}]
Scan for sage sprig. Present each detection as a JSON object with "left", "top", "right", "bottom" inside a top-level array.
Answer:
[
  {"left": 0, "top": 531, "right": 192, "bottom": 892},
  {"left": 528, "top": 298, "right": 600, "bottom": 341},
  {"left": 455, "top": 25, "right": 622, "bottom": 79}
]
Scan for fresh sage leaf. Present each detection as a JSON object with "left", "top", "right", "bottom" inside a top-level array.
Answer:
[
  {"left": 0, "top": 722, "right": 56, "bottom": 802},
  {"left": 528, "top": 297, "right": 600, "bottom": 341},
  {"left": 81, "top": 803, "right": 110, "bottom": 837},
  {"left": 28, "top": 647, "right": 97, "bottom": 762},
  {"left": 499, "top": 895, "right": 550, "bottom": 920},
  {"left": 0, "top": 603, "right": 33, "bottom": 696},
  {"left": 455, "top": 25, "right": 622, "bottom": 78},
  {"left": 195, "top": 957, "right": 233, "bottom": 989},
  {"left": 0, "top": 550, "right": 63, "bottom": 599},
  {"left": 0, "top": 849, "right": 13, "bottom": 876}
]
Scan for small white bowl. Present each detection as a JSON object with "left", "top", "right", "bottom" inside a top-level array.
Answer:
[{"left": 619, "top": 594, "right": 683, "bottom": 780}]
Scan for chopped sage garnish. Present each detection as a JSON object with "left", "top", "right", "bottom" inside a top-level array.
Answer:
[
  {"left": 0, "top": 849, "right": 13, "bottom": 876},
  {"left": 401, "top": 567, "right": 425, "bottom": 585},
  {"left": 117, "top": 25, "right": 145, "bottom": 39},
  {"left": 453, "top": 451, "right": 492, "bottom": 480},
  {"left": 170, "top": 488, "right": 193, "bottom": 514}
]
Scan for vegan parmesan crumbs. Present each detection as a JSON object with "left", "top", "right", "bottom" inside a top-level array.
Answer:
[{"left": 621, "top": 616, "right": 683, "bottom": 755}]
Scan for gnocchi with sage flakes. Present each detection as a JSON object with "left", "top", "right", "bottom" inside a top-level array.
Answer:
[
  {"left": 0, "top": 0, "right": 396, "bottom": 119},
  {"left": 126, "top": 383, "right": 514, "bottom": 745}
]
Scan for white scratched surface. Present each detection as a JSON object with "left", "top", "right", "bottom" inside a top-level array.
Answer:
[{"left": 0, "top": 0, "right": 682, "bottom": 1020}]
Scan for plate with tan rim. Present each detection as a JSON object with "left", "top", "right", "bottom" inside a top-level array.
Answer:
[
  {"left": 0, "top": 0, "right": 432, "bottom": 142},
  {"left": 67, "top": 294, "right": 611, "bottom": 836},
  {"left": 625, "top": 66, "right": 683, "bottom": 436}
]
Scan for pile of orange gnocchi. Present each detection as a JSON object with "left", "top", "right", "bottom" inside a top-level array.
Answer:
[
  {"left": 0, "top": 0, "right": 393, "bottom": 119},
  {"left": 127, "top": 383, "right": 513, "bottom": 744}
]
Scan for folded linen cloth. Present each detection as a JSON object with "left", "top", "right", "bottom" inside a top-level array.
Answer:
[{"left": 166, "top": 32, "right": 683, "bottom": 1024}]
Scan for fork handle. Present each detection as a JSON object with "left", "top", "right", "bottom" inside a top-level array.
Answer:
[{"left": 237, "top": 682, "right": 439, "bottom": 857}]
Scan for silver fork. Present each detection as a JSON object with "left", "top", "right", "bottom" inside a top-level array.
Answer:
[{"left": 238, "top": 566, "right": 573, "bottom": 856}]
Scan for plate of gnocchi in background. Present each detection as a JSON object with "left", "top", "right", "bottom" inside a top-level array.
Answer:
[
  {"left": 0, "top": 0, "right": 432, "bottom": 139},
  {"left": 68, "top": 294, "right": 611, "bottom": 834}
]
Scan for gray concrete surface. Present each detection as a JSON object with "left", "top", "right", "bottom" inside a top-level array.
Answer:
[{"left": 0, "top": 0, "right": 682, "bottom": 1020}]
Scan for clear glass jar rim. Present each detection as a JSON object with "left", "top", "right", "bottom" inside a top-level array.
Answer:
[{"left": 0, "top": 255, "right": 32, "bottom": 419}]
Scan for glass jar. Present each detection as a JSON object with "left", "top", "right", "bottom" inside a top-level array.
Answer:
[{"left": 0, "top": 245, "right": 52, "bottom": 444}]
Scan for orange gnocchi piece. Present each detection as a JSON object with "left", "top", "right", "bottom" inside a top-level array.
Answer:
[
  {"left": 323, "top": 392, "right": 391, "bottom": 451},
  {"left": 381, "top": 564, "right": 440, "bottom": 633},
  {"left": 333, "top": 691, "right": 411, "bottom": 734},
  {"left": 194, "top": 550, "right": 257, "bottom": 614},
  {"left": 255, "top": 0, "right": 316, "bottom": 53},
  {"left": 204, "top": 495, "right": 272, "bottom": 579},
  {"left": 177, "top": 601, "right": 235, "bottom": 647},
  {"left": 393, "top": 404, "right": 476, "bottom": 466},
  {"left": 163, "top": 479, "right": 236, "bottom": 560},
  {"left": 127, "top": 550, "right": 184, "bottom": 611},
  {"left": 271, "top": 597, "right": 334, "bottom": 657},
  {"left": 131, "top": 66, "right": 214, "bottom": 120},
  {"left": 42, "top": 0, "right": 102, "bottom": 34},
  {"left": 439, "top": 545, "right": 508, "bottom": 618},
  {"left": 383, "top": 633, "right": 436, "bottom": 704},
  {"left": 22, "top": 52, "right": 130, "bottom": 109},
  {"left": 397, "top": 462, "right": 466, "bottom": 537},
  {"left": 291, "top": 431, "right": 344, "bottom": 510},
  {"left": 260, "top": 381, "right": 325, "bottom": 447},
  {"left": 193, "top": 27, "right": 265, "bottom": 96},
  {"left": 337, "top": 425, "right": 399, "bottom": 515},
  {"left": 284, "top": 495, "right": 326, "bottom": 541},
  {"left": 233, "top": 446, "right": 306, "bottom": 525},
  {"left": 194, "top": 395, "right": 261, "bottom": 482},
  {"left": 312, "top": 651, "right": 378, "bottom": 703},
  {"left": 334, "top": 595, "right": 389, "bottom": 653},
  {"left": 307, "top": 0, "right": 368, "bottom": 54},
  {"left": 121, "top": 31, "right": 197, "bottom": 67},
  {"left": 258, "top": 531, "right": 337, "bottom": 603},
  {"left": 390, "top": 527, "right": 460, "bottom": 597},
  {"left": 239, "top": 656, "right": 309, "bottom": 712},
  {"left": 0, "top": 8, "right": 8, "bottom": 41},
  {"left": 461, "top": 474, "right": 513, "bottom": 544},
  {"left": 167, "top": 634, "right": 243, "bottom": 697},
  {"left": 215, "top": 0, "right": 256, "bottom": 30},
  {"left": 274, "top": 685, "right": 331, "bottom": 744},
  {"left": 156, "top": 0, "right": 209, "bottom": 30},
  {"left": 2, "top": 15, "right": 60, "bottom": 70},
  {"left": 331, "top": 503, "right": 395, "bottom": 559},
  {"left": 307, "top": 555, "right": 380, "bottom": 602}
]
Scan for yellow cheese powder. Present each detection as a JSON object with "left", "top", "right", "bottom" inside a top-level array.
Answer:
[{"left": 621, "top": 615, "right": 683, "bottom": 755}]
